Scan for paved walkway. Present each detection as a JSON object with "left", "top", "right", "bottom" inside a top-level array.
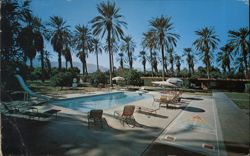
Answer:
[{"left": 213, "top": 91, "right": 249, "bottom": 155}]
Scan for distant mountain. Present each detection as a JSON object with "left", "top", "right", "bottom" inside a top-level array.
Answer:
[{"left": 32, "top": 59, "right": 109, "bottom": 73}]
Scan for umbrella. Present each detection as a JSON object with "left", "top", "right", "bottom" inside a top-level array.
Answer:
[
  {"left": 112, "top": 76, "right": 125, "bottom": 81},
  {"left": 151, "top": 81, "right": 178, "bottom": 88},
  {"left": 166, "top": 78, "right": 183, "bottom": 87}
]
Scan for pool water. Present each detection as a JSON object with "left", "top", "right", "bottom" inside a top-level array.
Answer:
[{"left": 50, "top": 92, "right": 151, "bottom": 112}]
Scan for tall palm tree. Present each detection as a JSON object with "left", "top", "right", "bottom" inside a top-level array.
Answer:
[
  {"left": 63, "top": 46, "right": 73, "bottom": 69},
  {"left": 167, "top": 48, "right": 174, "bottom": 74},
  {"left": 228, "top": 27, "right": 250, "bottom": 78},
  {"left": 139, "top": 50, "right": 147, "bottom": 74},
  {"left": 193, "top": 27, "right": 220, "bottom": 79},
  {"left": 91, "top": 1, "right": 127, "bottom": 86},
  {"left": 121, "top": 35, "right": 136, "bottom": 70},
  {"left": 74, "top": 25, "right": 93, "bottom": 79},
  {"left": 152, "top": 52, "right": 158, "bottom": 74},
  {"left": 47, "top": 16, "right": 71, "bottom": 70},
  {"left": 104, "top": 38, "right": 119, "bottom": 73},
  {"left": 142, "top": 31, "right": 157, "bottom": 77},
  {"left": 117, "top": 52, "right": 126, "bottom": 70},
  {"left": 175, "top": 54, "right": 181, "bottom": 76},
  {"left": 183, "top": 48, "right": 195, "bottom": 76},
  {"left": 33, "top": 17, "right": 46, "bottom": 81},
  {"left": 150, "top": 15, "right": 180, "bottom": 80},
  {"left": 234, "top": 56, "right": 245, "bottom": 74},
  {"left": 92, "top": 38, "right": 102, "bottom": 71},
  {"left": 17, "top": 11, "right": 37, "bottom": 69},
  {"left": 217, "top": 44, "right": 233, "bottom": 73}
]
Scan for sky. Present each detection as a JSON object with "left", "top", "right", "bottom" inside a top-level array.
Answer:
[{"left": 30, "top": 0, "right": 249, "bottom": 71}]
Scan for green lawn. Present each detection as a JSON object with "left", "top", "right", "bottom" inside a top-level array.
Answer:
[{"left": 224, "top": 92, "right": 250, "bottom": 109}]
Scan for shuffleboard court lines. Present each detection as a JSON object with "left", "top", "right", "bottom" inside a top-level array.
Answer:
[{"left": 155, "top": 96, "right": 226, "bottom": 156}]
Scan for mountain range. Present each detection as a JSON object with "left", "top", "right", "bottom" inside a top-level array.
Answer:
[{"left": 32, "top": 59, "right": 109, "bottom": 73}]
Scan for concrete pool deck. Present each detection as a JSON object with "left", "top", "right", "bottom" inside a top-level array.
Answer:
[
  {"left": 2, "top": 91, "right": 188, "bottom": 155},
  {"left": 2, "top": 91, "right": 249, "bottom": 155}
]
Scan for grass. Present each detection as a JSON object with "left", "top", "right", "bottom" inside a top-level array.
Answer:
[{"left": 224, "top": 92, "right": 250, "bottom": 109}]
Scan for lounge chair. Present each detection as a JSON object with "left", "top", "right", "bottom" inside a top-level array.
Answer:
[
  {"left": 114, "top": 105, "right": 135, "bottom": 126},
  {"left": 14, "top": 74, "right": 50, "bottom": 101},
  {"left": 136, "top": 106, "right": 159, "bottom": 115},
  {"left": 159, "top": 95, "right": 179, "bottom": 108},
  {"left": 87, "top": 109, "right": 103, "bottom": 128},
  {"left": 22, "top": 109, "right": 61, "bottom": 120},
  {"left": 1, "top": 102, "right": 38, "bottom": 114}
]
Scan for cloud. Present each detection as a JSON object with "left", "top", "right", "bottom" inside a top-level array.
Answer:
[
  {"left": 66, "top": 0, "right": 72, "bottom": 2},
  {"left": 237, "top": 0, "right": 249, "bottom": 5}
]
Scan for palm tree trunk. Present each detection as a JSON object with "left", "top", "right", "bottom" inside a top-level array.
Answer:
[
  {"left": 108, "top": 28, "right": 113, "bottom": 87},
  {"left": 84, "top": 59, "right": 88, "bottom": 76},
  {"left": 111, "top": 51, "right": 115, "bottom": 72},
  {"left": 70, "top": 60, "right": 73, "bottom": 68},
  {"left": 41, "top": 49, "right": 45, "bottom": 82},
  {"left": 143, "top": 62, "right": 146, "bottom": 74},
  {"left": 150, "top": 48, "right": 153, "bottom": 77},
  {"left": 160, "top": 36, "right": 165, "bottom": 81},
  {"left": 96, "top": 51, "right": 99, "bottom": 71},
  {"left": 82, "top": 61, "right": 85, "bottom": 81},
  {"left": 30, "top": 58, "right": 33, "bottom": 69},
  {"left": 58, "top": 52, "right": 62, "bottom": 70}
]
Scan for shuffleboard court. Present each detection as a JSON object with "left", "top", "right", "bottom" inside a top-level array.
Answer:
[{"left": 155, "top": 96, "right": 227, "bottom": 155}]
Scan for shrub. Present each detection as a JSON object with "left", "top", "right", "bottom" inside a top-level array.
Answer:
[
  {"left": 30, "top": 67, "right": 42, "bottom": 80},
  {"left": 245, "top": 83, "right": 250, "bottom": 93},
  {"left": 89, "top": 71, "right": 108, "bottom": 87},
  {"left": 124, "top": 70, "right": 143, "bottom": 86},
  {"left": 50, "top": 72, "right": 73, "bottom": 89}
]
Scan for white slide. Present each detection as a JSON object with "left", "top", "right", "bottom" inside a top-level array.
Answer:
[{"left": 15, "top": 74, "right": 49, "bottom": 101}]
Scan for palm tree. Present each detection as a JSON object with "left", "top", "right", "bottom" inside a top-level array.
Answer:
[
  {"left": 117, "top": 52, "right": 126, "bottom": 70},
  {"left": 121, "top": 35, "right": 136, "bottom": 70},
  {"left": 150, "top": 15, "right": 180, "bottom": 80},
  {"left": 91, "top": 1, "right": 127, "bottom": 86},
  {"left": 74, "top": 25, "right": 93, "bottom": 79},
  {"left": 33, "top": 17, "right": 46, "bottom": 81},
  {"left": 104, "top": 38, "right": 119, "bottom": 73},
  {"left": 152, "top": 52, "right": 158, "bottom": 74},
  {"left": 92, "top": 38, "right": 102, "bottom": 71},
  {"left": 175, "top": 54, "right": 181, "bottom": 76},
  {"left": 234, "top": 56, "right": 245, "bottom": 74},
  {"left": 183, "top": 48, "right": 195, "bottom": 76},
  {"left": 63, "top": 46, "right": 73, "bottom": 69},
  {"left": 167, "top": 48, "right": 174, "bottom": 74},
  {"left": 142, "top": 31, "right": 157, "bottom": 77},
  {"left": 17, "top": 11, "right": 36, "bottom": 68},
  {"left": 193, "top": 27, "right": 220, "bottom": 79},
  {"left": 47, "top": 16, "right": 71, "bottom": 70},
  {"left": 217, "top": 44, "right": 233, "bottom": 74},
  {"left": 139, "top": 50, "right": 147, "bottom": 74},
  {"left": 228, "top": 27, "right": 250, "bottom": 78}
]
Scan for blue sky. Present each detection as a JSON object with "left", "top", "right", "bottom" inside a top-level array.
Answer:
[{"left": 30, "top": 0, "right": 249, "bottom": 70}]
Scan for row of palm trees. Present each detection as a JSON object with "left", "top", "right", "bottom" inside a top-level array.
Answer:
[{"left": 3, "top": 1, "right": 249, "bottom": 85}]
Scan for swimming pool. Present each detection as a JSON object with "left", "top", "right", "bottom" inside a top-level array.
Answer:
[{"left": 50, "top": 92, "right": 151, "bottom": 112}]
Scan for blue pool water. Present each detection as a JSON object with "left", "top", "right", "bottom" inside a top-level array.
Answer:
[{"left": 50, "top": 92, "right": 151, "bottom": 112}]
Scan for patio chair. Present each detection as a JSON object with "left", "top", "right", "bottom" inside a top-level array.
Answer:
[
  {"left": 159, "top": 95, "right": 179, "bottom": 108},
  {"left": 114, "top": 105, "right": 136, "bottom": 127},
  {"left": 87, "top": 109, "right": 103, "bottom": 128}
]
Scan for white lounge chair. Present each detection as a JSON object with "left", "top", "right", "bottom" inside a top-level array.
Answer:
[{"left": 15, "top": 74, "right": 50, "bottom": 101}]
